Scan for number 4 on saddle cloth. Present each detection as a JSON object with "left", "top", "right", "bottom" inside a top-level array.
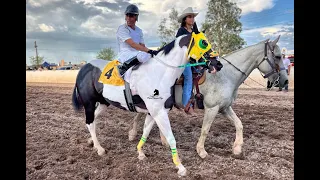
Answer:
[{"left": 98, "top": 60, "right": 125, "bottom": 86}]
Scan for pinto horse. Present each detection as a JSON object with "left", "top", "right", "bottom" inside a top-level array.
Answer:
[{"left": 71, "top": 22, "right": 221, "bottom": 176}]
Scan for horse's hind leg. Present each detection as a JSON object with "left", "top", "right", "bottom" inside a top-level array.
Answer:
[
  {"left": 221, "top": 106, "right": 243, "bottom": 155},
  {"left": 128, "top": 113, "right": 144, "bottom": 141},
  {"left": 160, "top": 130, "right": 170, "bottom": 147},
  {"left": 87, "top": 102, "right": 108, "bottom": 146},
  {"left": 85, "top": 102, "right": 106, "bottom": 156}
]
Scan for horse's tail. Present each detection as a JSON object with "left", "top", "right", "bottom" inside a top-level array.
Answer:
[{"left": 72, "top": 83, "right": 84, "bottom": 112}]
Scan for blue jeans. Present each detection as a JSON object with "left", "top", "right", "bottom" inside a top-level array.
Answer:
[{"left": 182, "top": 66, "right": 193, "bottom": 107}]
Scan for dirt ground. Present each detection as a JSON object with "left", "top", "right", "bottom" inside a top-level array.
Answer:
[{"left": 26, "top": 83, "right": 294, "bottom": 180}]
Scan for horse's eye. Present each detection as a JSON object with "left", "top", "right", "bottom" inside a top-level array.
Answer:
[
  {"left": 199, "top": 39, "right": 208, "bottom": 49},
  {"left": 202, "top": 40, "right": 208, "bottom": 47}
]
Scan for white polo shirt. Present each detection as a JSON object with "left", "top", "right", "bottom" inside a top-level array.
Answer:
[
  {"left": 283, "top": 58, "right": 291, "bottom": 70},
  {"left": 116, "top": 23, "right": 144, "bottom": 63}
]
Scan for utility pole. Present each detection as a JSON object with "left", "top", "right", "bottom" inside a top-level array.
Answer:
[{"left": 34, "top": 41, "right": 38, "bottom": 65}]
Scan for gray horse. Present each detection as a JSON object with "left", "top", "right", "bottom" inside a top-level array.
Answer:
[{"left": 128, "top": 35, "right": 288, "bottom": 159}]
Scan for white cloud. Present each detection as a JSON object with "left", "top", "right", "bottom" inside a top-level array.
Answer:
[
  {"left": 80, "top": 15, "right": 116, "bottom": 37},
  {"left": 38, "top": 23, "right": 55, "bottom": 32},
  {"left": 28, "top": 0, "right": 61, "bottom": 7},
  {"left": 232, "top": 0, "right": 275, "bottom": 15},
  {"left": 240, "top": 24, "right": 294, "bottom": 56},
  {"left": 242, "top": 24, "right": 294, "bottom": 37}
]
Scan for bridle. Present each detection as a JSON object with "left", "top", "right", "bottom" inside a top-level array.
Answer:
[
  {"left": 257, "top": 41, "right": 284, "bottom": 77},
  {"left": 220, "top": 41, "right": 285, "bottom": 87},
  {"left": 256, "top": 41, "right": 286, "bottom": 87}
]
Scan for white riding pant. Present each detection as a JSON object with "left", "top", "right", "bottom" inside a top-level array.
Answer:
[{"left": 118, "top": 51, "right": 152, "bottom": 64}]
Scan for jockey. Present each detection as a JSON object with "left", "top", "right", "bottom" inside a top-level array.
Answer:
[{"left": 116, "top": 4, "right": 157, "bottom": 76}]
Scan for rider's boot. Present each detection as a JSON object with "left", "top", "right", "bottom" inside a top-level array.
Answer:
[{"left": 118, "top": 56, "right": 140, "bottom": 76}]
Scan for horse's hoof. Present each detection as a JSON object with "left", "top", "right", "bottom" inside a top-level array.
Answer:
[
  {"left": 138, "top": 151, "right": 147, "bottom": 160},
  {"left": 87, "top": 138, "right": 93, "bottom": 146},
  {"left": 232, "top": 148, "right": 245, "bottom": 160},
  {"left": 199, "top": 150, "right": 208, "bottom": 159},
  {"left": 197, "top": 148, "right": 208, "bottom": 159},
  {"left": 233, "top": 145, "right": 242, "bottom": 155},
  {"left": 97, "top": 148, "right": 106, "bottom": 156},
  {"left": 177, "top": 164, "right": 187, "bottom": 177},
  {"left": 128, "top": 135, "right": 135, "bottom": 141},
  {"left": 128, "top": 130, "right": 137, "bottom": 141}
]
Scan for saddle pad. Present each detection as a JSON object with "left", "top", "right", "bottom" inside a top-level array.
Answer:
[{"left": 98, "top": 60, "right": 125, "bottom": 86}]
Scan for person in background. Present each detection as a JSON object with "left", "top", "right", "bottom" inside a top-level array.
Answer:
[{"left": 278, "top": 53, "right": 291, "bottom": 92}]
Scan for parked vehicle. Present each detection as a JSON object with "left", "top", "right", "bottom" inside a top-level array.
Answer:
[{"left": 288, "top": 55, "right": 294, "bottom": 66}]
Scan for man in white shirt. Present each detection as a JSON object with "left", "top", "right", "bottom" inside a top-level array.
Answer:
[
  {"left": 116, "top": 4, "right": 157, "bottom": 76},
  {"left": 278, "top": 53, "right": 291, "bottom": 92}
]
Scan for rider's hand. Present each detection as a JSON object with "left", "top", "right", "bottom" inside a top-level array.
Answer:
[{"left": 147, "top": 49, "right": 158, "bottom": 57}]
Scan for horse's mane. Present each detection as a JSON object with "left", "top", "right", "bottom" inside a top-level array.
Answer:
[
  {"left": 156, "top": 40, "right": 176, "bottom": 56},
  {"left": 223, "top": 39, "right": 267, "bottom": 57}
]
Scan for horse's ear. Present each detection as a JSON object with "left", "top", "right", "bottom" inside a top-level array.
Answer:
[
  {"left": 202, "top": 28, "right": 207, "bottom": 34},
  {"left": 193, "top": 21, "right": 200, "bottom": 34},
  {"left": 271, "top": 35, "right": 281, "bottom": 47}
]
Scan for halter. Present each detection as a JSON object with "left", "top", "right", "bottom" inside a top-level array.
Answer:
[{"left": 256, "top": 41, "right": 285, "bottom": 78}]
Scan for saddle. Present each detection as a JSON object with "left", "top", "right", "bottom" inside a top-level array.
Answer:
[
  {"left": 174, "top": 66, "right": 207, "bottom": 112},
  {"left": 175, "top": 67, "right": 206, "bottom": 85}
]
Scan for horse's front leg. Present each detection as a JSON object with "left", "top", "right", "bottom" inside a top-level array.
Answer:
[
  {"left": 196, "top": 105, "right": 219, "bottom": 158},
  {"left": 129, "top": 113, "right": 144, "bottom": 141},
  {"left": 136, "top": 114, "right": 155, "bottom": 160},
  {"left": 151, "top": 109, "right": 186, "bottom": 176},
  {"left": 221, "top": 106, "right": 243, "bottom": 155}
]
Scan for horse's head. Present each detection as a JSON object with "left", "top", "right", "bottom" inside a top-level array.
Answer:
[
  {"left": 180, "top": 22, "right": 223, "bottom": 71},
  {"left": 256, "top": 35, "right": 288, "bottom": 88}
]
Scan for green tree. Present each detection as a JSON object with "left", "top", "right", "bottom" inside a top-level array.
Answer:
[
  {"left": 29, "top": 56, "right": 44, "bottom": 68},
  {"left": 202, "top": 0, "right": 246, "bottom": 56},
  {"left": 157, "top": 7, "right": 180, "bottom": 45},
  {"left": 96, "top": 47, "right": 116, "bottom": 60}
]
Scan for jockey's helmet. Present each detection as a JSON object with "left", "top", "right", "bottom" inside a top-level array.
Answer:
[{"left": 125, "top": 4, "right": 139, "bottom": 21}]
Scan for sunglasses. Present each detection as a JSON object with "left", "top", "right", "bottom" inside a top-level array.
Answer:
[
  {"left": 187, "top": 15, "right": 195, "bottom": 18},
  {"left": 126, "top": 13, "right": 138, "bottom": 18}
]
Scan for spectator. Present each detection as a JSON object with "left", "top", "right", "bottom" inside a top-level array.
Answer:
[{"left": 278, "top": 53, "right": 291, "bottom": 92}]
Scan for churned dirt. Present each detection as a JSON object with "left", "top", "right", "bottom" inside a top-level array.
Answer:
[{"left": 26, "top": 83, "right": 294, "bottom": 180}]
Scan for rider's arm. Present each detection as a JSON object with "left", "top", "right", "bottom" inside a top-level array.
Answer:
[
  {"left": 117, "top": 25, "right": 150, "bottom": 53},
  {"left": 125, "top": 39, "right": 149, "bottom": 52}
]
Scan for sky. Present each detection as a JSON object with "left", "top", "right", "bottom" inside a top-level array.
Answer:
[{"left": 26, "top": 0, "right": 294, "bottom": 65}]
